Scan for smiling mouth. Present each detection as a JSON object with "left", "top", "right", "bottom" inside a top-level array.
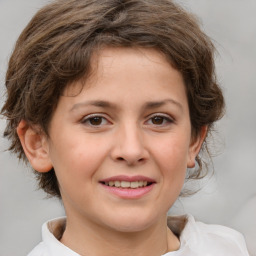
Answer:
[{"left": 101, "top": 181, "right": 153, "bottom": 189}]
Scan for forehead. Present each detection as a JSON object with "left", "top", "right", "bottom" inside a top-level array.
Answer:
[{"left": 65, "top": 47, "right": 184, "bottom": 95}]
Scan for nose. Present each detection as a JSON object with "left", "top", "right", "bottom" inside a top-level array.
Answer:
[{"left": 110, "top": 122, "right": 149, "bottom": 166}]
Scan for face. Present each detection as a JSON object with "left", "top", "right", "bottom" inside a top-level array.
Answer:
[{"left": 40, "top": 47, "right": 202, "bottom": 232}]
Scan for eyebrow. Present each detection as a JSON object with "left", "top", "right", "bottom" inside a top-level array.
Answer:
[
  {"left": 143, "top": 99, "right": 183, "bottom": 111},
  {"left": 70, "top": 99, "right": 183, "bottom": 112},
  {"left": 70, "top": 100, "right": 117, "bottom": 112}
]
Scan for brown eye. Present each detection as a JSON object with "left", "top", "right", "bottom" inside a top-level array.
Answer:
[
  {"left": 146, "top": 114, "right": 174, "bottom": 126},
  {"left": 89, "top": 117, "right": 103, "bottom": 126},
  {"left": 151, "top": 116, "right": 164, "bottom": 125},
  {"left": 82, "top": 115, "right": 109, "bottom": 127}
]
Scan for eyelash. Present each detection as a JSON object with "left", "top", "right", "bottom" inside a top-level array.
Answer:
[
  {"left": 145, "top": 114, "right": 174, "bottom": 126},
  {"left": 81, "top": 114, "right": 110, "bottom": 127},
  {"left": 80, "top": 113, "right": 174, "bottom": 128}
]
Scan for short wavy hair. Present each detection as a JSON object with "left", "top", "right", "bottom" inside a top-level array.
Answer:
[{"left": 1, "top": 0, "right": 224, "bottom": 198}]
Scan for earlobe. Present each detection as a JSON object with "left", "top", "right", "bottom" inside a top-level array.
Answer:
[
  {"left": 17, "top": 120, "right": 53, "bottom": 173},
  {"left": 187, "top": 126, "right": 208, "bottom": 168}
]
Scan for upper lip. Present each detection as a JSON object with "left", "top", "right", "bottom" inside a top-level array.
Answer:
[{"left": 100, "top": 175, "right": 156, "bottom": 183}]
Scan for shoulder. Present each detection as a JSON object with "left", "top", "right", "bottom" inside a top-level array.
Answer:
[
  {"left": 167, "top": 215, "right": 250, "bottom": 256},
  {"left": 183, "top": 215, "right": 249, "bottom": 256},
  {"left": 27, "top": 217, "right": 79, "bottom": 256},
  {"left": 27, "top": 242, "right": 48, "bottom": 256}
]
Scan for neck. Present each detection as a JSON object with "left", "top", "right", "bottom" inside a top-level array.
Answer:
[{"left": 60, "top": 215, "right": 180, "bottom": 256}]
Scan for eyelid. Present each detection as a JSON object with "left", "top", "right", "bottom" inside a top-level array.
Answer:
[
  {"left": 145, "top": 113, "right": 175, "bottom": 125},
  {"left": 147, "top": 112, "right": 174, "bottom": 120},
  {"left": 81, "top": 113, "right": 112, "bottom": 126}
]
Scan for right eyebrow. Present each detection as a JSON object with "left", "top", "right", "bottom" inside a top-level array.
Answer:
[{"left": 70, "top": 100, "right": 118, "bottom": 112}]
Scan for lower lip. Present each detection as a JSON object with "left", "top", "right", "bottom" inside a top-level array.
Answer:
[{"left": 101, "top": 183, "right": 155, "bottom": 199}]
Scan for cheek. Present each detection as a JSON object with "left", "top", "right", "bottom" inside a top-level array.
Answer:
[
  {"left": 158, "top": 136, "right": 189, "bottom": 167},
  {"left": 49, "top": 134, "right": 111, "bottom": 181},
  {"left": 152, "top": 138, "right": 189, "bottom": 211},
  {"left": 152, "top": 135, "right": 189, "bottom": 185}
]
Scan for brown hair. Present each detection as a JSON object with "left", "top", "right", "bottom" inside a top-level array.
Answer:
[{"left": 1, "top": 0, "right": 224, "bottom": 198}]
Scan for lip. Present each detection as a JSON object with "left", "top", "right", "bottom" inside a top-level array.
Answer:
[
  {"left": 100, "top": 175, "right": 156, "bottom": 183},
  {"left": 99, "top": 175, "right": 156, "bottom": 199}
]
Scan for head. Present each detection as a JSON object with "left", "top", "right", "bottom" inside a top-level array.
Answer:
[{"left": 1, "top": 0, "right": 224, "bottom": 199}]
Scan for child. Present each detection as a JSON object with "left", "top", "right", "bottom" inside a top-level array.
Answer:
[{"left": 1, "top": 0, "right": 250, "bottom": 255}]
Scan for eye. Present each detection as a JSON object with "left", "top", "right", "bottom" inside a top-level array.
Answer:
[
  {"left": 81, "top": 114, "right": 110, "bottom": 127},
  {"left": 146, "top": 114, "right": 174, "bottom": 126},
  {"left": 151, "top": 116, "right": 166, "bottom": 125}
]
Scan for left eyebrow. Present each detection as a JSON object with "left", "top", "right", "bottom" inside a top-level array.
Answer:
[{"left": 143, "top": 99, "right": 183, "bottom": 112}]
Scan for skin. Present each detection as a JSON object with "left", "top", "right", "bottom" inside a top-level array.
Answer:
[{"left": 17, "top": 47, "right": 206, "bottom": 256}]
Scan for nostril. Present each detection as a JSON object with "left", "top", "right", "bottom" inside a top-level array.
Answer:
[{"left": 116, "top": 157, "right": 146, "bottom": 164}]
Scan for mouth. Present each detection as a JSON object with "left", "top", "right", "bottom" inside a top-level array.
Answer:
[
  {"left": 99, "top": 176, "right": 155, "bottom": 198},
  {"left": 99, "top": 175, "right": 156, "bottom": 189},
  {"left": 101, "top": 180, "right": 153, "bottom": 189}
]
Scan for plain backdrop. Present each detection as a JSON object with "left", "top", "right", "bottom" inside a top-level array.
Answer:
[{"left": 0, "top": 1, "right": 256, "bottom": 255}]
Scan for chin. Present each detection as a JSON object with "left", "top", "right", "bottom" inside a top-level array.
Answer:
[
  {"left": 111, "top": 223, "right": 151, "bottom": 233},
  {"left": 104, "top": 212, "right": 162, "bottom": 233}
]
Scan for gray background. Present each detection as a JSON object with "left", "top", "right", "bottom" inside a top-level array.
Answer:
[{"left": 0, "top": 1, "right": 255, "bottom": 255}]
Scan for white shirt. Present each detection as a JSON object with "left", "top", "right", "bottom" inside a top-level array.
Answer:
[{"left": 28, "top": 215, "right": 250, "bottom": 256}]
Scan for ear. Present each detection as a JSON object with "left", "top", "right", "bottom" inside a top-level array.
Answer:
[
  {"left": 17, "top": 120, "right": 53, "bottom": 173},
  {"left": 187, "top": 126, "right": 208, "bottom": 168}
]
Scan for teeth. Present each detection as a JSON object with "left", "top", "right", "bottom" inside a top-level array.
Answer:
[
  {"left": 104, "top": 181, "right": 149, "bottom": 188},
  {"left": 121, "top": 181, "right": 130, "bottom": 188},
  {"left": 131, "top": 181, "right": 139, "bottom": 188},
  {"left": 138, "top": 181, "right": 143, "bottom": 187},
  {"left": 114, "top": 181, "right": 120, "bottom": 187},
  {"left": 109, "top": 181, "right": 114, "bottom": 187}
]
